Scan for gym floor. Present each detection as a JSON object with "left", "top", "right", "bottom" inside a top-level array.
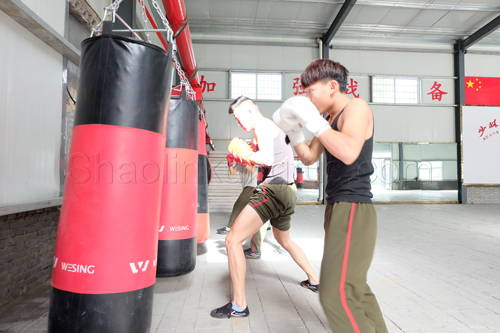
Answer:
[{"left": 1, "top": 204, "right": 499, "bottom": 332}]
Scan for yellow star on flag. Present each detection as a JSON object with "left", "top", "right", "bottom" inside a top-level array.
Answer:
[
  {"left": 466, "top": 80, "right": 474, "bottom": 88},
  {"left": 475, "top": 78, "right": 482, "bottom": 91}
]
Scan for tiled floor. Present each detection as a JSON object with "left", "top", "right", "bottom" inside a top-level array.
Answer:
[{"left": 1, "top": 204, "right": 500, "bottom": 332}]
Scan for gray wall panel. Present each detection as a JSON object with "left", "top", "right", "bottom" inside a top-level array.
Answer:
[
  {"left": 19, "top": 0, "right": 66, "bottom": 36},
  {"left": 0, "top": 10, "right": 62, "bottom": 205}
]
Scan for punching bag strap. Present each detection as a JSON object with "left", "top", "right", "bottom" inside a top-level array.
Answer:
[{"left": 102, "top": 20, "right": 114, "bottom": 35}]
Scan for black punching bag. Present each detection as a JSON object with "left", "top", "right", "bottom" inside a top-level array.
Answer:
[
  {"left": 49, "top": 35, "right": 174, "bottom": 332},
  {"left": 197, "top": 117, "right": 210, "bottom": 243},
  {"left": 157, "top": 93, "right": 198, "bottom": 277}
]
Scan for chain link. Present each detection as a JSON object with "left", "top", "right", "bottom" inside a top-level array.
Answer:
[
  {"left": 150, "top": 0, "right": 196, "bottom": 100},
  {"left": 138, "top": 0, "right": 151, "bottom": 43},
  {"left": 90, "top": 0, "right": 197, "bottom": 101}
]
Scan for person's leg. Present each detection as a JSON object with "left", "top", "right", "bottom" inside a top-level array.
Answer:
[
  {"left": 227, "top": 186, "right": 255, "bottom": 229},
  {"left": 319, "top": 202, "right": 387, "bottom": 333},
  {"left": 249, "top": 221, "right": 268, "bottom": 255},
  {"left": 272, "top": 227, "right": 319, "bottom": 285},
  {"left": 225, "top": 205, "right": 264, "bottom": 309}
]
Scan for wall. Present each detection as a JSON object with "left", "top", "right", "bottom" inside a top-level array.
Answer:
[
  {"left": 0, "top": 10, "right": 64, "bottom": 206},
  {"left": 464, "top": 54, "right": 500, "bottom": 203},
  {"left": 194, "top": 43, "right": 458, "bottom": 153},
  {"left": 0, "top": 207, "right": 59, "bottom": 307}
]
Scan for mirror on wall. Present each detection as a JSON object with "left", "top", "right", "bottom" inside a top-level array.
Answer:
[{"left": 370, "top": 143, "right": 458, "bottom": 202}]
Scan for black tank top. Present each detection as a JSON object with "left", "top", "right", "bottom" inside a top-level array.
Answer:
[{"left": 325, "top": 110, "right": 374, "bottom": 204}]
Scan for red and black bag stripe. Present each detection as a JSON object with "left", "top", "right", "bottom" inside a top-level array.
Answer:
[
  {"left": 157, "top": 96, "right": 198, "bottom": 277},
  {"left": 197, "top": 118, "right": 210, "bottom": 243},
  {"left": 49, "top": 35, "right": 174, "bottom": 333}
]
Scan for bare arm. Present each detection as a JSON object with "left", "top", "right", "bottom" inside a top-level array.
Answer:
[
  {"left": 294, "top": 137, "right": 325, "bottom": 166},
  {"left": 245, "top": 164, "right": 257, "bottom": 173},
  {"left": 318, "top": 99, "right": 372, "bottom": 165},
  {"left": 229, "top": 165, "right": 238, "bottom": 175},
  {"left": 248, "top": 120, "right": 277, "bottom": 167}
]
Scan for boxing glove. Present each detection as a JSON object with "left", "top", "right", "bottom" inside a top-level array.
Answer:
[
  {"left": 280, "top": 96, "right": 330, "bottom": 138},
  {"left": 228, "top": 137, "right": 255, "bottom": 165},
  {"left": 226, "top": 153, "right": 235, "bottom": 167}
]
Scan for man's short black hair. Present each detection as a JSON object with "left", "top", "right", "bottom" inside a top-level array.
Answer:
[
  {"left": 300, "top": 59, "right": 349, "bottom": 93},
  {"left": 229, "top": 96, "right": 251, "bottom": 114}
]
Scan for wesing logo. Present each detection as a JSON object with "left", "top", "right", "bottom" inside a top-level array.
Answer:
[{"left": 130, "top": 260, "right": 150, "bottom": 274}]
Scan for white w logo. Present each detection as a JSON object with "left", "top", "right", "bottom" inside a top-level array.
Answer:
[{"left": 129, "top": 260, "right": 150, "bottom": 273}]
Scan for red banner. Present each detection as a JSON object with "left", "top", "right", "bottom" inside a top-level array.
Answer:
[{"left": 465, "top": 76, "right": 500, "bottom": 106}]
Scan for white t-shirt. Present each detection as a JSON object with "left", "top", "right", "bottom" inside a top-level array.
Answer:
[{"left": 235, "top": 163, "right": 257, "bottom": 189}]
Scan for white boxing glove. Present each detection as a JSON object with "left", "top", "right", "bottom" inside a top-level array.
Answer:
[
  {"left": 272, "top": 107, "right": 305, "bottom": 146},
  {"left": 280, "top": 96, "right": 330, "bottom": 138},
  {"left": 286, "top": 124, "right": 306, "bottom": 146},
  {"left": 272, "top": 107, "right": 298, "bottom": 133}
]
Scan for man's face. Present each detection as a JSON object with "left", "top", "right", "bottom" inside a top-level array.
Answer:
[
  {"left": 306, "top": 80, "right": 334, "bottom": 114},
  {"left": 233, "top": 104, "right": 253, "bottom": 132}
]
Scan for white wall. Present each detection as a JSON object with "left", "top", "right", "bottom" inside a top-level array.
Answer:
[
  {"left": 0, "top": 10, "right": 63, "bottom": 205},
  {"left": 20, "top": 0, "right": 66, "bottom": 36},
  {"left": 195, "top": 43, "right": 460, "bottom": 150},
  {"left": 465, "top": 54, "right": 500, "bottom": 77}
]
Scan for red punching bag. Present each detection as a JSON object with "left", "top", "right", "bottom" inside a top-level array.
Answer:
[
  {"left": 197, "top": 117, "right": 210, "bottom": 243},
  {"left": 49, "top": 35, "right": 174, "bottom": 332},
  {"left": 157, "top": 92, "right": 198, "bottom": 277}
]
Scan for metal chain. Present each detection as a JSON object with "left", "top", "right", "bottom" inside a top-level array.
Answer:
[
  {"left": 150, "top": 0, "right": 196, "bottom": 100},
  {"left": 138, "top": 0, "right": 151, "bottom": 43},
  {"left": 90, "top": 0, "right": 196, "bottom": 101}
]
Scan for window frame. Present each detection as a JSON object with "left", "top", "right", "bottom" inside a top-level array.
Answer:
[
  {"left": 229, "top": 70, "right": 284, "bottom": 101},
  {"left": 371, "top": 76, "right": 421, "bottom": 104}
]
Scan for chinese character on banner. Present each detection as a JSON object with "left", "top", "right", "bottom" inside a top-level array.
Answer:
[
  {"left": 479, "top": 126, "right": 486, "bottom": 137},
  {"left": 200, "top": 75, "right": 216, "bottom": 93},
  {"left": 346, "top": 78, "right": 359, "bottom": 98},
  {"left": 489, "top": 119, "right": 498, "bottom": 129},
  {"left": 427, "top": 81, "right": 448, "bottom": 101},
  {"left": 292, "top": 77, "right": 306, "bottom": 96}
]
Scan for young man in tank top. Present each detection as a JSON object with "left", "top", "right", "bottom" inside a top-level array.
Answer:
[
  {"left": 210, "top": 96, "right": 320, "bottom": 319},
  {"left": 273, "top": 59, "right": 388, "bottom": 332}
]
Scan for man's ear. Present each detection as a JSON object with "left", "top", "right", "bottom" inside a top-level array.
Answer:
[{"left": 329, "top": 80, "right": 338, "bottom": 93}]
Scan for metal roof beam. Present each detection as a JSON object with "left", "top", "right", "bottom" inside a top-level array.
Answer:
[
  {"left": 462, "top": 14, "right": 500, "bottom": 50},
  {"left": 323, "top": 0, "right": 357, "bottom": 45}
]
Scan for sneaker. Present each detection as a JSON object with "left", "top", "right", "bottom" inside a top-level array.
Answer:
[
  {"left": 216, "top": 227, "right": 230, "bottom": 234},
  {"left": 243, "top": 248, "right": 261, "bottom": 259},
  {"left": 210, "top": 302, "right": 250, "bottom": 319},
  {"left": 300, "top": 280, "right": 319, "bottom": 293}
]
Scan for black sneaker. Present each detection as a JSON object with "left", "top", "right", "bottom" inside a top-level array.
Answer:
[
  {"left": 243, "top": 248, "right": 261, "bottom": 259},
  {"left": 210, "top": 302, "right": 250, "bottom": 319},
  {"left": 300, "top": 280, "right": 319, "bottom": 293},
  {"left": 216, "top": 227, "right": 230, "bottom": 234}
]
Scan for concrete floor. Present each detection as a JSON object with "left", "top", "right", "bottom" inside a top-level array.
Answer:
[{"left": 1, "top": 204, "right": 500, "bottom": 332}]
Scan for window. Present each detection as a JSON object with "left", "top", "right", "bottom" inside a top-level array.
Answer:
[
  {"left": 372, "top": 77, "right": 419, "bottom": 104},
  {"left": 230, "top": 72, "right": 282, "bottom": 100},
  {"left": 418, "top": 161, "right": 443, "bottom": 181}
]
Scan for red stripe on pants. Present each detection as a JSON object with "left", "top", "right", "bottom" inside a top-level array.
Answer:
[{"left": 339, "top": 203, "right": 360, "bottom": 333}]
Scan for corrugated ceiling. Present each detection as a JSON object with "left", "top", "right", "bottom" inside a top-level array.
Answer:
[{"left": 183, "top": 0, "right": 500, "bottom": 49}]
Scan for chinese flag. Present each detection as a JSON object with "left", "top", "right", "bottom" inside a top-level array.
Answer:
[{"left": 465, "top": 76, "right": 500, "bottom": 105}]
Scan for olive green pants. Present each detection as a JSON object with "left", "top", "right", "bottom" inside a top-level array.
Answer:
[
  {"left": 227, "top": 186, "right": 268, "bottom": 254},
  {"left": 320, "top": 202, "right": 387, "bottom": 333}
]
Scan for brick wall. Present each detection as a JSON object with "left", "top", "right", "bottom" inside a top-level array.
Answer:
[
  {"left": 467, "top": 186, "right": 500, "bottom": 204},
  {"left": 0, "top": 207, "right": 59, "bottom": 307}
]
